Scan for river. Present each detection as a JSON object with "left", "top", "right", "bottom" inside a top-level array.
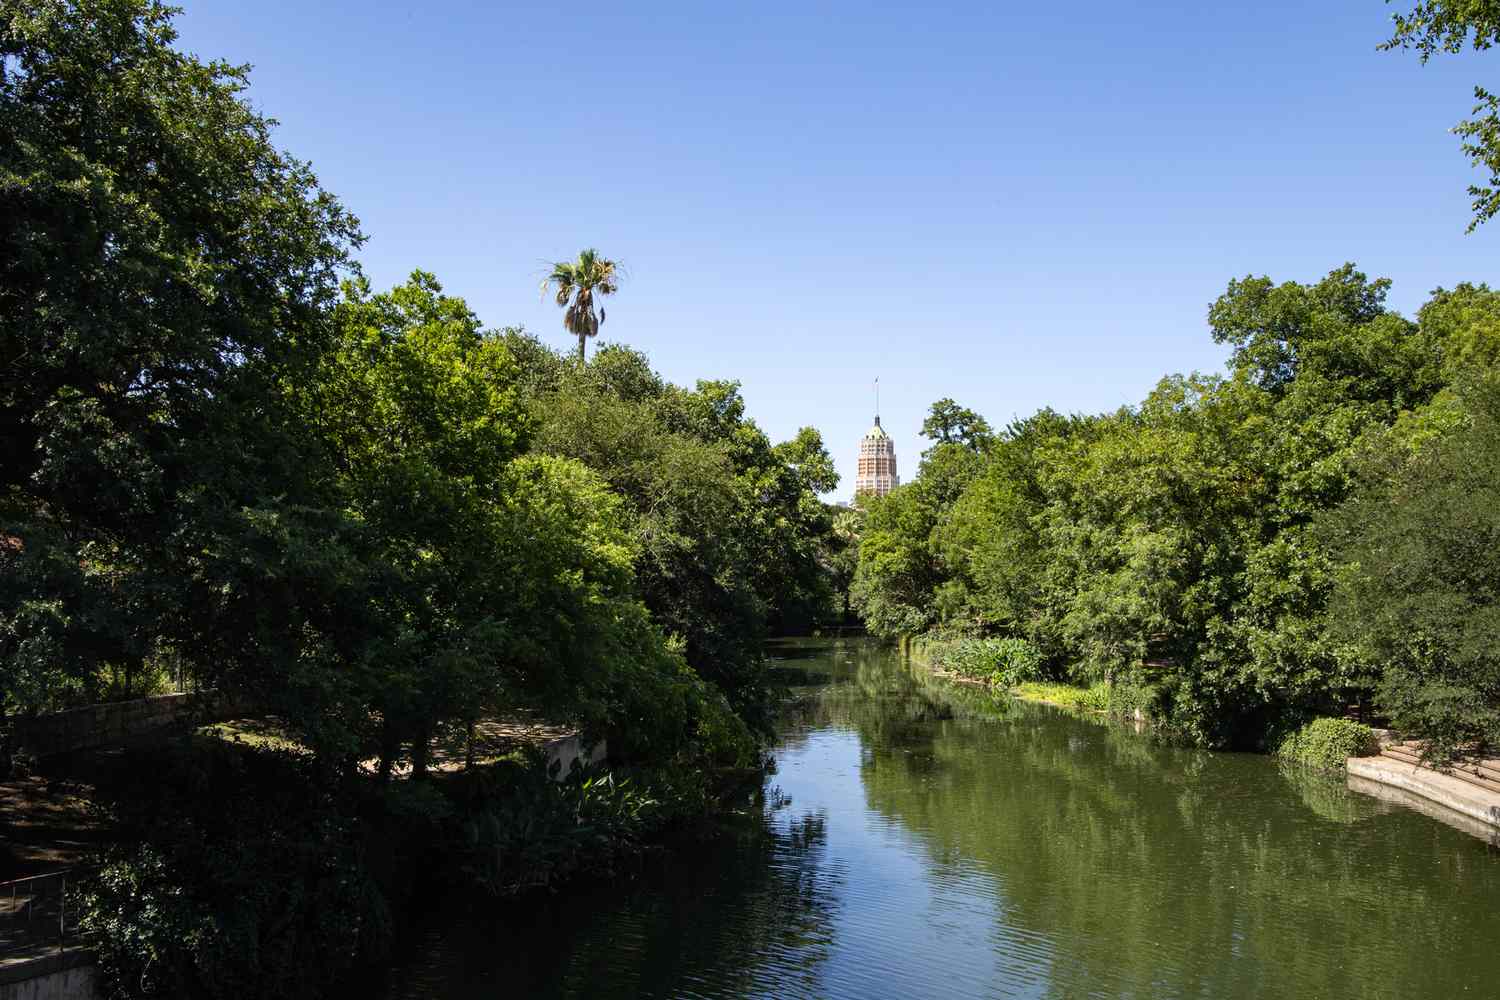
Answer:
[{"left": 382, "top": 637, "right": 1500, "bottom": 999}]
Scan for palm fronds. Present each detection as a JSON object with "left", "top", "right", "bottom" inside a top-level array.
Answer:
[{"left": 540, "top": 249, "right": 620, "bottom": 362}]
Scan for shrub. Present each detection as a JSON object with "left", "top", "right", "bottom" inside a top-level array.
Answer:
[
  {"left": 79, "top": 743, "right": 391, "bottom": 1000},
  {"left": 1273, "top": 717, "right": 1378, "bottom": 771},
  {"left": 1106, "top": 682, "right": 1156, "bottom": 719},
  {"left": 448, "top": 759, "right": 705, "bottom": 895},
  {"left": 937, "top": 637, "right": 1044, "bottom": 688}
]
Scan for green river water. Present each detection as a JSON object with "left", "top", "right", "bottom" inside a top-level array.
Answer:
[{"left": 383, "top": 637, "right": 1500, "bottom": 999}]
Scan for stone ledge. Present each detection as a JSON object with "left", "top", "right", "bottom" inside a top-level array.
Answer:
[
  {"left": 1347, "top": 755, "right": 1500, "bottom": 836},
  {"left": 0, "top": 949, "right": 93, "bottom": 987}
]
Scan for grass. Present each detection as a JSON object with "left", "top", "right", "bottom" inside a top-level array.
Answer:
[
  {"left": 198, "top": 717, "right": 308, "bottom": 754},
  {"left": 1013, "top": 681, "right": 1110, "bottom": 713}
]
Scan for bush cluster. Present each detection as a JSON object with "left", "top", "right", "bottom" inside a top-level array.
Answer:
[
  {"left": 78, "top": 744, "right": 391, "bottom": 1000},
  {"left": 1272, "top": 717, "right": 1378, "bottom": 771},
  {"left": 1013, "top": 681, "right": 1110, "bottom": 713},
  {"left": 935, "top": 637, "right": 1045, "bottom": 688}
]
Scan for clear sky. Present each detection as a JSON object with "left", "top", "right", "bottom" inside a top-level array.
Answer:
[{"left": 172, "top": 1, "right": 1496, "bottom": 499}]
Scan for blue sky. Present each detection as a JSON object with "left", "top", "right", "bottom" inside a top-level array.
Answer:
[{"left": 173, "top": 1, "right": 1496, "bottom": 498}]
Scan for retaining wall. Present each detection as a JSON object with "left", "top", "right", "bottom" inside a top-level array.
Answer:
[
  {"left": 545, "top": 735, "right": 607, "bottom": 779},
  {"left": 0, "top": 953, "right": 96, "bottom": 1000},
  {"left": 1347, "top": 755, "right": 1500, "bottom": 839},
  {"left": 4, "top": 692, "right": 232, "bottom": 758}
]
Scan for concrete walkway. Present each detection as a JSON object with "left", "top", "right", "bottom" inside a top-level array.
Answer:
[
  {"left": 206, "top": 714, "right": 607, "bottom": 780},
  {"left": 1347, "top": 755, "right": 1500, "bottom": 842}
]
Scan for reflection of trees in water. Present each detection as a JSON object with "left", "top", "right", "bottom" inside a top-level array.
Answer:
[
  {"left": 851, "top": 674, "right": 1500, "bottom": 1000},
  {"left": 545, "top": 795, "right": 843, "bottom": 999},
  {"left": 386, "top": 791, "right": 844, "bottom": 999},
  {"left": 799, "top": 646, "right": 1019, "bottom": 748},
  {"left": 1273, "top": 759, "right": 1388, "bottom": 825}
]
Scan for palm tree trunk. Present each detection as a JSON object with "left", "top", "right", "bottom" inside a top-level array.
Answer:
[{"left": 578, "top": 331, "right": 587, "bottom": 363}]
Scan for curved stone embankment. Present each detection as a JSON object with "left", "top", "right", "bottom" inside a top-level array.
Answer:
[{"left": 1347, "top": 755, "right": 1500, "bottom": 842}]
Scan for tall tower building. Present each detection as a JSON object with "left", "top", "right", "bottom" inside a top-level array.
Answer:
[{"left": 855, "top": 415, "right": 899, "bottom": 498}]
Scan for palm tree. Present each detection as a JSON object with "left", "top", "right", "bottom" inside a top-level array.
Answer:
[{"left": 541, "top": 249, "right": 619, "bottom": 363}]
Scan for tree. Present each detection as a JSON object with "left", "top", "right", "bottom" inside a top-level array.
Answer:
[
  {"left": 286, "top": 271, "right": 533, "bottom": 774},
  {"left": 851, "top": 482, "right": 947, "bottom": 638},
  {"left": 1325, "top": 372, "right": 1500, "bottom": 759},
  {"left": 0, "top": 0, "right": 360, "bottom": 714},
  {"left": 541, "top": 248, "right": 619, "bottom": 362},
  {"left": 519, "top": 345, "right": 843, "bottom": 724},
  {"left": 940, "top": 408, "right": 1087, "bottom": 648},
  {"left": 920, "top": 398, "right": 994, "bottom": 454},
  {"left": 856, "top": 264, "right": 1462, "bottom": 748},
  {"left": 1382, "top": 1, "right": 1500, "bottom": 229},
  {"left": 826, "top": 506, "right": 864, "bottom": 623}
]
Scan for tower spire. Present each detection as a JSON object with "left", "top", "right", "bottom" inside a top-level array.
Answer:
[{"left": 855, "top": 377, "right": 898, "bottom": 499}]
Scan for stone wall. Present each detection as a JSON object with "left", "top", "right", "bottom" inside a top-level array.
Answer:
[
  {"left": 5, "top": 692, "right": 231, "bottom": 758},
  {"left": 0, "top": 952, "right": 96, "bottom": 1000},
  {"left": 544, "top": 735, "right": 608, "bottom": 779}
]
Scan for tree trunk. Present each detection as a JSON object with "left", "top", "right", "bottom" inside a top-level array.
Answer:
[
  {"left": 411, "top": 723, "right": 431, "bottom": 780},
  {"left": 377, "top": 717, "right": 397, "bottom": 784}
]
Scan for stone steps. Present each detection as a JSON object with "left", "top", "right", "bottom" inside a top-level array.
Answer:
[
  {"left": 1386, "top": 741, "right": 1500, "bottom": 782},
  {"left": 1379, "top": 745, "right": 1500, "bottom": 797}
]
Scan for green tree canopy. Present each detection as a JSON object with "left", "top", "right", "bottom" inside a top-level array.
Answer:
[
  {"left": 1, "top": 0, "right": 360, "bottom": 713},
  {"left": 520, "top": 344, "right": 841, "bottom": 725},
  {"left": 855, "top": 264, "right": 1473, "bottom": 748},
  {"left": 1324, "top": 372, "right": 1500, "bottom": 758},
  {"left": 920, "top": 398, "right": 995, "bottom": 454}
]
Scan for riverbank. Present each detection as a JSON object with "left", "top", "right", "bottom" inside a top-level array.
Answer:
[
  {"left": 903, "top": 633, "right": 1500, "bottom": 843},
  {"left": 902, "top": 636, "right": 1124, "bottom": 717},
  {"left": 1, "top": 717, "right": 765, "bottom": 1000}
]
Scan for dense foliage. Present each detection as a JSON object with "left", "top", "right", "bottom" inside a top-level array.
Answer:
[
  {"left": 1, "top": 0, "right": 360, "bottom": 710},
  {"left": 923, "top": 636, "right": 1044, "bottom": 688},
  {"left": 855, "top": 266, "right": 1500, "bottom": 752},
  {"left": 0, "top": 3, "right": 839, "bottom": 995},
  {"left": 0, "top": 0, "right": 837, "bottom": 769},
  {"left": 78, "top": 737, "right": 753, "bottom": 1000},
  {"left": 1324, "top": 370, "right": 1500, "bottom": 759},
  {"left": 79, "top": 743, "right": 389, "bottom": 1000},
  {"left": 1271, "top": 717, "right": 1378, "bottom": 771},
  {"left": 511, "top": 339, "right": 841, "bottom": 731}
]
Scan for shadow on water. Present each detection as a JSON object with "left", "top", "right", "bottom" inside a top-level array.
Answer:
[
  {"left": 764, "top": 665, "right": 836, "bottom": 688},
  {"left": 383, "top": 638, "right": 1500, "bottom": 1000},
  {"left": 381, "top": 792, "right": 843, "bottom": 1000}
]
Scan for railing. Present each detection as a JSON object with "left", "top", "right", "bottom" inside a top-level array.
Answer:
[{"left": 0, "top": 870, "right": 81, "bottom": 961}]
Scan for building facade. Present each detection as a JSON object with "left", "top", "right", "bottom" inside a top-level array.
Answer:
[{"left": 854, "top": 416, "right": 899, "bottom": 498}]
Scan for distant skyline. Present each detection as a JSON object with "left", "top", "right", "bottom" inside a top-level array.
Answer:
[{"left": 172, "top": 1, "right": 1497, "bottom": 498}]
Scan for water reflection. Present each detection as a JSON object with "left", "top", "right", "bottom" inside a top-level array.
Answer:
[
  {"left": 385, "top": 638, "right": 1500, "bottom": 999},
  {"left": 383, "top": 791, "right": 843, "bottom": 999}
]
